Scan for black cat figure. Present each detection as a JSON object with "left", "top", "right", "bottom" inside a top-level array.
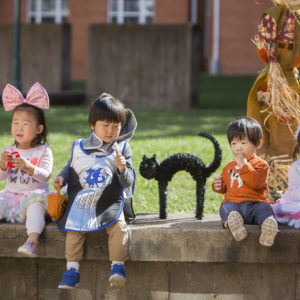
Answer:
[{"left": 139, "top": 132, "right": 222, "bottom": 219}]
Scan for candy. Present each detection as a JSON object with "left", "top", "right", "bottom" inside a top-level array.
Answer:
[{"left": 7, "top": 151, "right": 20, "bottom": 168}]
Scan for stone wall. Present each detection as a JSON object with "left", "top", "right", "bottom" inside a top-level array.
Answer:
[
  {"left": 1, "top": 214, "right": 300, "bottom": 299},
  {"left": 0, "top": 24, "right": 70, "bottom": 93},
  {"left": 87, "top": 24, "right": 200, "bottom": 109}
]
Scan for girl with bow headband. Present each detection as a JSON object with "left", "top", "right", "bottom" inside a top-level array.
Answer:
[{"left": 0, "top": 82, "right": 53, "bottom": 258}]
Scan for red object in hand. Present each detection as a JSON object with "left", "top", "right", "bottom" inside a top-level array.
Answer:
[{"left": 7, "top": 151, "right": 20, "bottom": 168}]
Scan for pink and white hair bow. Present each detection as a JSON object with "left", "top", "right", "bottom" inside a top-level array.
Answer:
[{"left": 2, "top": 82, "right": 49, "bottom": 111}]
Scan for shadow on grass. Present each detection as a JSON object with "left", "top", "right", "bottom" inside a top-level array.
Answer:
[{"left": 0, "top": 106, "right": 246, "bottom": 138}]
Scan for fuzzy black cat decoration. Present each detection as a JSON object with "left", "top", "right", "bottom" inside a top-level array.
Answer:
[{"left": 139, "top": 132, "right": 222, "bottom": 219}]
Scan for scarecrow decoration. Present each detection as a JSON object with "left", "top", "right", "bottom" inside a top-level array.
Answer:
[{"left": 247, "top": 0, "right": 300, "bottom": 200}]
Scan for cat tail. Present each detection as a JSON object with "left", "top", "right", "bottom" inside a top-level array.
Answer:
[{"left": 197, "top": 132, "right": 222, "bottom": 176}]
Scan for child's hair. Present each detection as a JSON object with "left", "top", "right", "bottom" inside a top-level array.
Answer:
[
  {"left": 293, "top": 130, "right": 300, "bottom": 161},
  {"left": 13, "top": 103, "right": 48, "bottom": 147},
  {"left": 227, "top": 117, "right": 263, "bottom": 146},
  {"left": 88, "top": 93, "right": 126, "bottom": 127}
]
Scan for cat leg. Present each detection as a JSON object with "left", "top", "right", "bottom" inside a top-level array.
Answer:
[
  {"left": 158, "top": 180, "right": 168, "bottom": 219},
  {"left": 196, "top": 180, "right": 206, "bottom": 220}
]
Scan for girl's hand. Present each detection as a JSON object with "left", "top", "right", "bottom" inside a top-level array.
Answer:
[
  {"left": 13, "top": 157, "right": 35, "bottom": 176},
  {"left": 0, "top": 150, "right": 12, "bottom": 170},
  {"left": 114, "top": 149, "right": 126, "bottom": 175},
  {"left": 213, "top": 176, "right": 223, "bottom": 191},
  {"left": 53, "top": 176, "right": 64, "bottom": 190}
]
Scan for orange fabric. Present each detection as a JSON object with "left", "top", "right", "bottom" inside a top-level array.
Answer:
[
  {"left": 295, "top": 54, "right": 300, "bottom": 67},
  {"left": 257, "top": 48, "right": 268, "bottom": 63},
  {"left": 257, "top": 81, "right": 268, "bottom": 92},
  {"left": 278, "top": 115, "right": 295, "bottom": 122},
  {"left": 212, "top": 156, "right": 269, "bottom": 204},
  {"left": 48, "top": 186, "right": 68, "bottom": 219}
]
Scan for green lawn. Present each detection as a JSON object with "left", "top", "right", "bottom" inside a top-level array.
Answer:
[
  {"left": 0, "top": 107, "right": 246, "bottom": 217},
  {"left": 198, "top": 74, "right": 256, "bottom": 109}
]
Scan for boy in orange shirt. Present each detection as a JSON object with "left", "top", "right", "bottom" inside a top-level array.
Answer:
[{"left": 213, "top": 117, "right": 278, "bottom": 247}]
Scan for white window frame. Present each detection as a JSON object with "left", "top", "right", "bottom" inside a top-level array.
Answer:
[
  {"left": 26, "top": 0, "right": 69, "bottom": 24},
  {"left": 107, "top": 0, "right": 155, "bottom": 24}
]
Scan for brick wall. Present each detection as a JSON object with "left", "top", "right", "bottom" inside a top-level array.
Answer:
[
  {"left": 155, "top": 0, "right": 190, "bottom": 23},
  {"left": 0, "top": 0, "right": 27, "bottom": 23},
  {"left": 219, "top": 1, "right": 271, "bottom": 74},
  {"left": 69, "top": 0, "right": 107, "bottom": 80},
  {"left": 0, "top": 1, "right": 279, "bottom": 80},
  {"left": 1, "top": 0, "right": 13, "bottom": 23}
]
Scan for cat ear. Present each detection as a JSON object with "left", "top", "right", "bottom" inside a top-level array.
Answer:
[
  {"left": 142, "top": 155, "right": 147, "bottom": 160},
  {"left": 153, "top": 154, "right": 157, "bottom": 160}
]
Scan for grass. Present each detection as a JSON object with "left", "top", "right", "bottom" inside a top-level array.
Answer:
[
  {"left": 199, "top": 74, "right": 256, "bottom": 109},
  {"left": 0, "top": 107, "right": 246, "bottom": 217}
]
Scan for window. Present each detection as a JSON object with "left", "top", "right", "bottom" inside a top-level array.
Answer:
[
  {"left": 108, "top": 0, "right": 155, "bottom": 24},
  {"left": 27, "top": 0, "right": 69, "bottom": 24}
]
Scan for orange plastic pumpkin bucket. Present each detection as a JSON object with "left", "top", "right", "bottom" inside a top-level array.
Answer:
[{"left": 48, "top": 186, "right": 67, "bottom": 219}]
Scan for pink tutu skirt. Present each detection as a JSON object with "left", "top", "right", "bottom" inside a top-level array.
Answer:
[{"left": 0, "top": 189, "right": 47, "bottom": 223}]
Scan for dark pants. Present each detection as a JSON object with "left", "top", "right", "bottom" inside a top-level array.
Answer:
[{"left": 219, "top": 201, "right": 274, "bottom": 227}]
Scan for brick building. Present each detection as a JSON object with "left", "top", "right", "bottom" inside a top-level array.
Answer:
[{"left": 0, "top": 0, "right": 274, "bottom": 81}]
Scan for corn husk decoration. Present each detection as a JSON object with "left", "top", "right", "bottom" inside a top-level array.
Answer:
[
  {"left": 261, "top": 61, "right": 300, "bottom": 129},
  {"left": 252, "top": 28, "right": 300, "bottom": 132},
  {"left": 273, "top": 0, "right": 300, "bottom": 10},
  {"left": 267, "top": 154, "right": 292, "bottom": 202}
]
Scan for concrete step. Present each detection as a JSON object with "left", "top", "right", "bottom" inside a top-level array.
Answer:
[
  {"left": 0, "top": 214, "right": 298, "bottom": 263},
  {"left": 0, "top": 214, "right": 299, "bottom": 300}
]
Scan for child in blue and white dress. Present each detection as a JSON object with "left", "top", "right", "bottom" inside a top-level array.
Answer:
[{"left": 52, "top": 93, "right": 136, "bottom": 289}]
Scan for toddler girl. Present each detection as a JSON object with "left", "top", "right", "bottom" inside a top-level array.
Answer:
[
  {"left": 272, "top": 124, "right": 300, "bottom": 228},
  {"left": 0, "top": 82, "right": 53, "bottom": 257}
]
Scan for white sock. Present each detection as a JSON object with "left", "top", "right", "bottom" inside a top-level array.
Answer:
[
  {"left": 67, "top": 262, "right": 80, "bottom": 271},
  {"left": 267, "top": 216, "right": 277, "bottom": 223},
  {"left": 111, "top": 261, "right": 124, "bottom": 266}
]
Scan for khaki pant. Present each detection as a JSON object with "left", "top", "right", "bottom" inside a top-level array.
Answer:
[{"left": 65, "top": 212, "right": 129, "bottom": 262}]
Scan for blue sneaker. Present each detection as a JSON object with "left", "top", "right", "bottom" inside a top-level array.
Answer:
[
  {"left": 58, "top": 268, "right": 80, "bottom": 289},
  {"left": 109, "top": 263, "right": 126, "bottom": 288}
]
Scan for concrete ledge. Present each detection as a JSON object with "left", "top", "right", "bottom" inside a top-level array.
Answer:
[
  {"left": 1, "top": 214, "right": 298, "bottom": 263},
  {"left": 130, "top": 214, "right": 300, "bottom": 263},
  {"left": 1, "top": 214, "right": 300, "bottom": 299}
]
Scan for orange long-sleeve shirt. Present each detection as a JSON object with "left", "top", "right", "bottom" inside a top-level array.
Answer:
[{"left": 212, "top": 155, "right": 269, "bottom": 204}]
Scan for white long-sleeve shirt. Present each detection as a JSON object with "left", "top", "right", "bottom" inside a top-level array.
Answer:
[
  {"left": 276, "top": 160, "right": 300, "bottom": 213},
  {"left": 0, "top": 144, "right": 53, "bottom": 194}
]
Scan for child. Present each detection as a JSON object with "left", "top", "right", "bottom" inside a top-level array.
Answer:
[
  {"left": 53, "top": 93, "right": 136, "bottom": 289},
  {"left": 212, "top": 117, "right": 278, "bottom": 247},
  {"left": 0, "top": 82, "right": 53, "bottom": 257},
  {"left": 272, "top": 124, "right": 300, "bottom": 228}
]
